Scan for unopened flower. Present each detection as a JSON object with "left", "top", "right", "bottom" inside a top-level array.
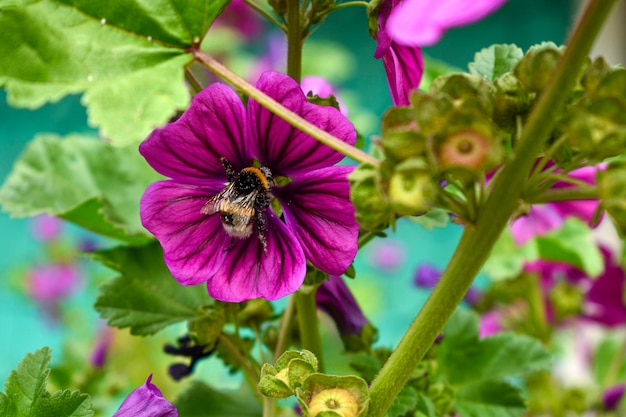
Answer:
[
  {"left": 113, "top": 375, "right": 177, "bottom": 417},
  {"left": 308, "top": 388, "right": 360, "bottom": 417},
  {"left": 90, "top": 325, "right": 114, "bottom": 368},
  {"left": 603, "top": 384, "right": 625, "bottom": 411},
  {"left": 511, "top": 164, "right": 604, "bottom": 245},
  {"left": 316, "top": 275, "right": 369, "bottom": 336},
  {"left": 140, "top": 71, "right": 358, "bottom": 302}
]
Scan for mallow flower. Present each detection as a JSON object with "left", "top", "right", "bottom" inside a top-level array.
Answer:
[
  {"left": 140, "top": 71, "right": 358, "bottom": 302},
  {"left": 112, "top": 375, "right": 177, "bottom": 417},
  {"left": 374, "top": 0, "right": 506, "bottom": 105}
]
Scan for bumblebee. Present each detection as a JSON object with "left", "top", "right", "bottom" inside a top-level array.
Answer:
[{"left": 201, "top": 158, "right": 273, "bottom": 250}]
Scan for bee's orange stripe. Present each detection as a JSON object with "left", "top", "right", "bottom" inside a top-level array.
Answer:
[{"left": 241, "top": 167, "right": 269, "bottom": 189}]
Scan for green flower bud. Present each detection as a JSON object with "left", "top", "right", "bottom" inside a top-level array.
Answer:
[
  {"left": 426, "top": 381, "right": 456, "bottom": 416},
  {"left": 437, "top": 130, "right": 495, "bottom": 172},
  {"left": 236, "top": 299, "right": 274, "bottom": 327},
  {"left": 514, "top": 45, "right": 563, "bottom": 93},
  {"left": 388, "top": 158, "right": 437, "bottom": 216},
  {"left": 429, "top": 73, "right": 495, "bottom": 115},
  {"left": 258, "top": 350, "right": 319, "bottom": 398},
  {"left": 349, "top": 164, "right": 394, "bottom": 232},
  {"left": 268, "top": 0, "right": 287, "bottom": 15},
  {"left": 493, "top": 72, "right": 533, "bottom": 129},
  {"left": 380, "top": 107, "right": 426, "bottom": 162},
  {"left": 582, "top": 56, "right": 613, "bottom": 94},
  {"left": 548, "top": 280, "right": 584, "bottom": 322}
]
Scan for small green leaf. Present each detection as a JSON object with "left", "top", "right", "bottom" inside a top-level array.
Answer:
[
  {"left": 387, "top": 385, "right": 418, "bottom": 417},
  {"left": 482, "top": 230, "right": 536, "bottom": 281},
  {"left": 469, "top": 44, "right": 524, "bottom": 81},
  {"left": 438, "top": 309, "right": 552, "bottom": 385},
  {"left": 1, "top": 347, "right": 94, "bottom": 417},
  {"left": 0, "top": 134, "right": 160, "bottom": 243},
  {"left": 0, "top": 0, "right": 229, "bottom": 145},
  {"left": 454, "top": 380, "right": 526, "bottom": 417},
  {"left": 92, "top": 241, "right": 212, "bottom": 335},
  {"left": 534, "top": 218, "right": 604, "bottom": 278},
  {"left": 175, "top": 383, "right": 262, "bottom": 417}
]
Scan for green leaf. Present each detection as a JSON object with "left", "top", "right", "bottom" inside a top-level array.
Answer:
[
  {"left": 533, "top": 218, "right": 604, "bottom": 278},
  {"left": 482, "top": 230, "right": 536, "bottom": 281},
  {"left": 1, "top": 347, "right": 94, "bottom": 417},
  {"left": 592, "top": 336, "right": 626, "bottom": 385},
  {"left": 415, "top": 393, "right": 437, "bottom": 417},
  {"left": 386, "top": 385, "right": 418, "bottom": 417},
  {"left": 174, "top": 383, "right": 261, "bottom": 417},
  {"left": 454, "top": 380, "right": 526, "bottom": 417},
  {"left": 0, "top": 134, "right": 161, "bottom": 243},
  {"left": 469, "top": 44, "right": 524, "bottom": 81},
  {"left": 0, "top": 0, "right": 229, "bottom": 145},
  {"left": 438, "top": 309, "right": 552, "bottom": 385},
  {"left": 410, "top": 208, "right": 450, "bottom": 230},
  {"left": 92, "top": 241, "right": 212, "bottom": 335}
]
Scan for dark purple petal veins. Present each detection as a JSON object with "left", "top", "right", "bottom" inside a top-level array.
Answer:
[
  {"left": 316, "top": 275, "right": 369, "bottom": 336},
  {"left": 112, "top": 374, "right": 178, "bottom": 417},
  {"left": 139, "top": 83, "right": 252, "bottom": 185},
  {"left": 248, "top": 71, "right": 356, "bottom": 177},
  {"left": 140, "top": 180, "right": 230, "bottom": 285},
  {"left": 379, "top": 43, "right": 424, "bottom": 106},
  {"left": 273, "top": 166, "right": 358, "bottom": 276},
  {"left": 206, "top": 212, "right": 306, "bottom": 302}
]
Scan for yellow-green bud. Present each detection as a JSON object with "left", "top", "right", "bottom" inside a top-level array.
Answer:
[{"left": 309, "top": 388, "right": 360, "bottom": 417}]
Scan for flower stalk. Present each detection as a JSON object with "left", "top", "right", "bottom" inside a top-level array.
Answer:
[
  {"left": 191, "top": 49, "right": 380, "bottom": 166},
  {"left": 295, "top": 285, "right": 325, "bottom": 372},
  {"left": 366, "top": 1, "right": 619, "bottom": 416},
  {"left": 286, "top": 0, "right": 302, "bottom": 82}
]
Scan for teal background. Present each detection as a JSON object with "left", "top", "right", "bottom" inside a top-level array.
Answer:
[{"left": 0, "top": 0, "right": 574, "bottom": 381}]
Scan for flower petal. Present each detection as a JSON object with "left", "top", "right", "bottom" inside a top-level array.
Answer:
[
  {"left": 248, "top": 71, "right": 356, "bottom": 177},
  {"left": 139, "top": 83, "right": 252, "bottom": 184},
  {"left": 379, "top": 42, "right": 423, "bottom": 106},
  {"left": 140, "top": 180, "right": 230, "bottom": 285},
  {"left": 113, "top": 374, "right": 178, "bottom": 417},
  {"left": 387, "top": 0, "right": 506, "bottom": 46},
  {"left": 273, "top": 166, "right": 358, "bottom": 275},
  {"left": 206, "top": 212, "right": 306, "bottom": 302}
]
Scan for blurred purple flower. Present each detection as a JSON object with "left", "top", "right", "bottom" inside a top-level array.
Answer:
[
  {"left": 30, "top": 214, "right": 62, "bottom": 242},
  {"left": 113, "top": 375, "right": 177, "bottom": 417},
  {"left": 27, "top": 263, "right": 81, "bottom": 303},
  {"left": 387, "top": 0, "right": 506, "bottom": 47},
  {"left": 140, "top": 72, "right": 358, "bottom": 302},
  {"left": 603, "top": 384, "right": 625, "bottom": 411},
  {"left": 90, "top": 325, "right": 114, "bottom": 368},
  {"left": 214, "top": 0, "right": 262, "bottom": 39},
  {"left": 316, "top": 275, "right": 369, "bottom": 336},
  {"left": 414, "top": 263, "right": 481, "bottom": 305},
  {"left": 370, "top": 239, "right": 405, "bottom": 271},
  {"left": 525, "top": 247, "right": 626, "bottom": 326},
  {"left": 511, "top": 165, "right": 604, "bottom": 245},
  {"left": 479, "top": 310, "right": 503, "bottom": 338}
]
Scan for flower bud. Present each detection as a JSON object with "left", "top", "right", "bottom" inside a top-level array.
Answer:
[
  {"left": 493, "top": 72, "right": 532, "bottom": 129},
  {"left": 296, "top": 374, "right": 369, "bottom": 417},
  {"left": 268, "top": 0, "right": 286, "bottom": 15},
  {"left": 437, "top": 130, "right": 491, "bottom": 170},
  {"left": 349, "top": 164, "right": 393, "bottom": 231},
  {"left": 429, "top": 73, "right": 495, "bottom": 115},
  {"left": 598, "top": 161, "right": 626, "bottom": 236},
  {"left": 380, "top": 107, "right": 426, "bottom": 162},
  {"left": 514, "top": 45, "right": 563, "bottom": 93},
  {"left": 258, "top": 350, "right": 319, "bottom": 398},
  {"left": 388, "top": 158, "right": 437, "bottom": 216}
]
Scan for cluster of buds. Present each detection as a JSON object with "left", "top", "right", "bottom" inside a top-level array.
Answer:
[{"left": 259, "top": 350, "right": 369, "bottom": 417}]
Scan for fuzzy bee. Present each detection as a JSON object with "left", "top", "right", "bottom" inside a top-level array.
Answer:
[{"left": 201, "top": 158, "right": 273, "bottom": 251}]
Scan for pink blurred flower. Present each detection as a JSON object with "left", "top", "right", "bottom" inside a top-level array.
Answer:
[
  {"left": 387, "top": 0, "right": 507, "bottom": 47},
  {"left": 479, "top": 310, "right": 503, "bottom": 338},
  {"left": 369, "top": 239, "right": 405, "bottom": 271},
  {"left": 27, "top": 263, "right": 82, "bottom": 303},
  {"left": 30, "top": 214, "right": 63, "bottom": 242},
  {"left": 213, "top": 0, "right": 263, "bottom": 39}
]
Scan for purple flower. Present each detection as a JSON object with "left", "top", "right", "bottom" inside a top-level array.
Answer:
[
  {"left": 414, "top": 263, "right": 442, "bottom": 287},
  {"left": 316, "top": 275, "right": 369, "bottom": 336},
  {"left": 525, "top": 247, "right": 626, "bottom": 326},
  {"left": 113, "top": 375, "right": 177, "bottom": 417},
  {"left": 374, "top": 0, "right": 424, "bottom": 106},
  {"left": 214, "top": 0, "right": 263, "bottom": 40},
  {"left": 369, "top": 239, "right": 406, "bottom": 271},
  {"left": 301, "top": 75, "right": 348, "bottom": 115},
  {"left": 27, "top": 263, "right": 82, "bottom": 303},
  {"left": 511, "top": 165, "right": 604, "bottom": 245},
  {"left": 140, "top": 72, "right": 358, "bottom": 302},
  {"left": 90, "top": 325, "right": 114, "bottom": 368},
  {"left": 386, "top": 0, "right": 507, "bottom": 47},
  {"left": 603, "top": 384, "right": 625, "bottom": 411},
  {"left": 478, "top": 310, "right": 503, "bottom": 338},
  {"left": 30, "top": 214, "right": 62, "bottom": 241}
]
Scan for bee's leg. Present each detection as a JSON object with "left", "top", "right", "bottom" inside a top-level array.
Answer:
[
  {"left": 220, "top": 157, "right": 235, "bottom": 183},
  {"left": 256, "top": 209, "right": 269, "bottom": 254}
]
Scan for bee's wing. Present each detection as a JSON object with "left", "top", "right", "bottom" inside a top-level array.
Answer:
[{"left": 200, "top": 189, "right": 227, "bottom": 215}]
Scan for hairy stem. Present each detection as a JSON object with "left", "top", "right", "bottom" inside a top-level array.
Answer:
[
  {"left": 191, "top": 49, "right": 380, "bottom": 166},
  {"left": 286, "top": 0, "right": 303, "bottom": 82},
  {"left": 366, "top": 1, "right": 618, "bottom": 416},
  {"left": 274, "top": 295, "right": 297, "bottom": 363},
  {"left": 295, "top": 285, "right": 325, "bottom": 372}
]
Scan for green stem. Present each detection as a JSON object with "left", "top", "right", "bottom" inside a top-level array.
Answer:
[
  {"left": 366, "top": 1, "right": 618, "bottom": 416},
  {"left": 184, "top": 68, "right": 203, "bottom": 94},
  {"left": 295, "top": 285, "right": 325, "bottom": 372},
  {"left": 526, "top": 272, "right": 550, "bottom": 344},
  {"left": 286, "top": 0, "right": 303, "bottom": 82},
  {"left": 191, "top": 49, "right": 380, "bottom": 166},
  {"left": 529, "top": 186, "right": 598, "bottom": 204},
  {"left": 263, "top": 397, "right": 277, "bottom": 417},
  {"left": 243, "top": 0, "right": 287, "bottom": 31},
  {"left": 332, "top": 1, "right": 369, "bottom": 10},
  {"left": 219, "top": 333, "right": 261, "bottom": 392},
  {"left": 274, "top": 295, "right": 297, "bottom": 363},
  {"left": 602, "top": 334, "right": 626, "bottom": 388}
]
